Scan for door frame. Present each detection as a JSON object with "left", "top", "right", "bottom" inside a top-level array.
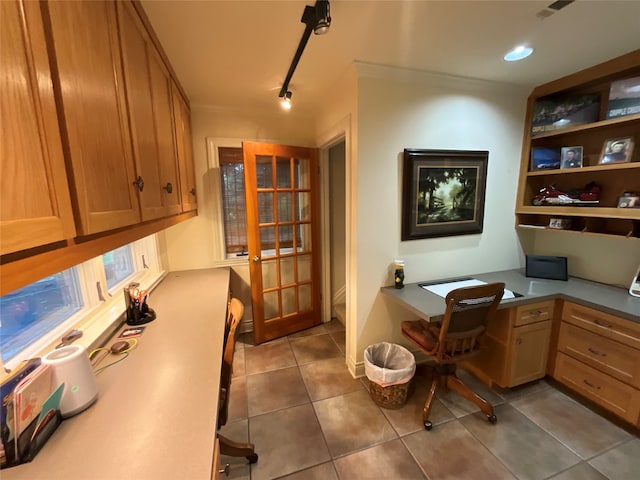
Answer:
[{"left": 317, "top": 115, "right": 355, "bottom": 376}]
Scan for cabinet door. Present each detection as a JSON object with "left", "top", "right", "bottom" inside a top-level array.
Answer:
[
  {"left": 45, "top": 0, "right": 140, "bottom": 234},
  {"left": 148, "top": 47, "right": 181, "bottom": 216},
  {"left": 1, "top": 0, "right": 76, "bottom": 256},
  {"left": 171, "top": 82, "right": 197, "bottom": 212},
  {"left": 509, "top": 320, "right": 552, "bottom": 386},
  {"left": 117, "top": 1, "right": 165, "bottom": 222}
]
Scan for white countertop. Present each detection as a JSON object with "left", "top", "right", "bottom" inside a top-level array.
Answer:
[{"left": 3, "top": 268, "right": 230, "bottom": 480}]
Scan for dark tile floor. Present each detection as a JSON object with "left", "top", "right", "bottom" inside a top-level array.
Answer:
[{"left": 219, "top": 319, "right": 639, "bottom": 480}]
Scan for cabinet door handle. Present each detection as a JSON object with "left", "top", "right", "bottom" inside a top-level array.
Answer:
[
  {"left": 162, "top": 182, "right": 173, "bottom": 194},
  {"left": 189, "top": 187, "right": 196, "bottom": 196},
  {"left": 132, "top": 176, "right": 145, "bottom": 192},
  {"left": 593, "top": 319, "right": 612, "bottom": 329},
  {"left": 516, "top": 338, "right": 523, "bottom": 345},
  {"left": 587, "top": 347, "right": 606, "bottom": 357},
  {"left": 583, "top": 379, "right": 600, "bottom": 390}
]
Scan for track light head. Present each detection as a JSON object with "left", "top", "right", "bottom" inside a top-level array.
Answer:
[
  {"left": 313, "top": 0, "right": 331, "bottom": 35},
  {"left": 280, "top": 91, "right": 292, "bottom": 110}
]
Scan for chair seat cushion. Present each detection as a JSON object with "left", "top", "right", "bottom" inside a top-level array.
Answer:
[{"left": 401, "top": 320, "right": 438, "bottom": 351}]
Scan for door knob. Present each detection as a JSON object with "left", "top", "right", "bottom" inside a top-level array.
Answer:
[{"left": 253, "top": 256, "right": 260, "bottom": 263}]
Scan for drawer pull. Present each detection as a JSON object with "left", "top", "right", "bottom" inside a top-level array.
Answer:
[
  {"left": 593, "top": 319, "right": 612, "bottom": 329},
  {"left": 583, "top": 379, "right": 600, "bottom": 390},
  {"left": 587, "top": 347, "right": 606, "bottom": 357},
  {"left": 530, "top": 310, "right": 542, "bottom": 318}
]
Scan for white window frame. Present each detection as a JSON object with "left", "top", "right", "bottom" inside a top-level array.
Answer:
[{"left": 2, "top": 234, "right": 165, "bottom": 371}]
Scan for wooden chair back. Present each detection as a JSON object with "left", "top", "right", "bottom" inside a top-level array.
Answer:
[
  {"left": 218, "top": 297, "right": 244, "bottom": 429},
  {"left": 434, "top": 282, "right": 505, "bottom": 363}
]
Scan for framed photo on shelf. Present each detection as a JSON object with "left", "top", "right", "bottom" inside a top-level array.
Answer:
[
  {"left": 531, "top": 147, "right": 561, "bottom": 171},
  {"left": 617, "top": 192, "right": 640, "bottom": 208},
  {"left": 401, "top": 149, "right": 488, "bottom": 240},
  {"left": 599, "top": 137, "right": 634, "bottom": 164},
  {"left": 560, "top": 146, "right": 583, "bottom": 169}
]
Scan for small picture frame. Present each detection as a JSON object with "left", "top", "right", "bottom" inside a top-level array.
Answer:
[
  {"left": 560, "top": 146, "right": 583, "bottom": 169},
  {"left": 531, "top": 147, "right": 561, "bottom": 171},
  {"left": 617, "top": 192, "right": 640, "bottom": 208},
  {"left": 599, "top": 137, "right": 634, "bottom": 164}
]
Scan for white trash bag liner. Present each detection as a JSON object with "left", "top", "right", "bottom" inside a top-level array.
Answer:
[{"left": 364, "top": 342, "right": 416, "bottom": 387}]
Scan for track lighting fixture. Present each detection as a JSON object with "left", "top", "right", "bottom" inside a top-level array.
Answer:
[
  {"left": 278, "top": 1, "right": 331, "bottom": 107},
  {"left": 281, "top": 91, "right": 292, "bottom": 110}
]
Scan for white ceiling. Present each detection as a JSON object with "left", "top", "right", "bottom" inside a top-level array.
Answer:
[{"left": 141, "top": 0, "right": 640, "bottom": 114}]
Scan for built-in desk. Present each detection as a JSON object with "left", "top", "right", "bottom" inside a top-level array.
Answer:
[
  {"left": 2, "top": 268, "right": 230, "bottom": 480},
  {"left": 381, "top": 269, "right": 639, "bottom": 323}
]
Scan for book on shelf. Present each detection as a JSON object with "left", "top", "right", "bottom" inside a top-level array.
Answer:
[{"left": 0, "top": 358, "right": 41, "bottom": 467}]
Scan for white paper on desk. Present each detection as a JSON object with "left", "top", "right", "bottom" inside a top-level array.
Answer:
[{"left": 421, "top": 278, "right": 516, "bottom": 299}]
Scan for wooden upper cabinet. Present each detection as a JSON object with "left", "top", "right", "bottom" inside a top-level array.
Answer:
[
  {"left": 44, "top": 0, "right": 140, "bottom": 235},
  {"left": 117, "top": 1, "right": 180, "bottom": 221},
  {"left": 171, "top": 82, "right": 198, "bottom": 212},
  {"left": 0, "top": 0, "right": 76, "bottom": 255}
]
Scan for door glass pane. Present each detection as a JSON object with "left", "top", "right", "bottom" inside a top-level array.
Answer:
[
  {"left": 282, "top": 287, "right": 296, "bottom": 316},
  {"left": 280, "top": 256, "right": 295, "bottom": 286},
  {"left": 256, "top": 155, "right": 272, "bottom": 188},
  {"left": 258, "top": 192, "right": 274, "bottom": 224},
  {"left": 260, "top": 226, "right": 275, "bottom": 256},
  {"left": 295, "top": 192, "right": 310, "bottom": 221},
  {"left": 276, "top": 156, "right": 290, "bottom": 188},
  {"left": 299, "top": 284, "right": 311, "bottom": 312},
  {"left": 263, "top": 290, "right": 279, "bottom": 320},
  {"left": 297, "top": 223, "right": 312, "bottom": 252},
  {"left": 294, "top": 157, "right": 310, "bottom": 189},
  {"left": 278, "top": 192, "right": 292, "bottom": 222},
  {"left": 261, "top": 259, "right": 278, "bottom": 289},
  {"left": 298, "top": 254, "right": 311, "bottom": 282},
  {"left": 102, "top": 245, "right": 134, "bottom": 290},
  {"left": 279, "top": 225, "right": 293, "bottom": 251},
  {"left": 0, "top": 268, "right": 84, "bottom": 363}
]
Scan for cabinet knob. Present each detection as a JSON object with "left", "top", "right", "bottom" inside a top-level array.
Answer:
[
  {"left": 162, "top": 182, "right": 173, "bottom": 194},
  {"left": 132, "top": 176, "right": 145, "bottom": 192},
  {"left": 189, "top": 187, "right": 196, "bottom": 196}
]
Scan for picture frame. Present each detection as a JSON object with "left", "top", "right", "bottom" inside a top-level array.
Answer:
[
  {"left": 401, "top": 149, "right": 488, "bottom": 240},
  {"left": 617, "top": 192, "right": 640, "bottom": 208},
  {"left": 599, "top": 137, "right": 634, "bottom": 164},
  {"left": 531, "top": 147, "right": 561, "bottom": 171},
  {"left": 560, "top": 146, "right": 583, "bottom": 169}
]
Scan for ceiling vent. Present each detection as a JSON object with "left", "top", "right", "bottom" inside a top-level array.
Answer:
[{"left": 536, "top": 0, "right": 574, "bottom": 20}]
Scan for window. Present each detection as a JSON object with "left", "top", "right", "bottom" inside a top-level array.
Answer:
[
  {"left": 219, "top": 147, "right": 247, "bottom": 256},
  {"left": 102, "top": 245, "right": 135, "bottom": 290},
  {"left": 0, "top": 235, "right": 162, "bottom": 368},
  {"left": 0, "top": 269, "right": 84, "bottom": 363}
]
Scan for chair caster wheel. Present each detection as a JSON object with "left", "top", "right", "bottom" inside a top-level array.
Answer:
[
  {"left": 488, "top": 414, "right": 497, "bottom": 424},
  {"left": 247, "top": 453, "right": 258, "bottom": 464},
  {"left": 424, "top": 420, "right": 433, "bottom": 430}
]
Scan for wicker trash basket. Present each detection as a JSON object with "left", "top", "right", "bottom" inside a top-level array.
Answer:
[
  {"left": 367, "top": 378, "right": 411, "bottom": 409},
  {"left": 364, "top": 342, "right": 415, "bottom": 409}
]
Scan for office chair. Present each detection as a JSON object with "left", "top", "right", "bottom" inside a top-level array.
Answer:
[
  {"left": 218, "top": 297, "right": 258, "bottom": 463},
  {"left": 401, "top": 282, "right": 505, "bottom": 430}
]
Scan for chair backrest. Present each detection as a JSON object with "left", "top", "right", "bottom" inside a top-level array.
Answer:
[
  {"left": 218, "top": 297, "right": 244, "bottom": 429},
  {"left": 434, "top": 282, "right": 505, "bottom": 362}
]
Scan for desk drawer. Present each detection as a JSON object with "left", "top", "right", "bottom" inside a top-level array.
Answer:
[
  {"left": 562, "top": 302, "right": 640, "bottom": 350},
  {"left": 558, "top": 322, "right": 640, "bottom": 388},
  {"left": 554, "top": 352, "right": 640, "bottom": 424},
  {"left": 514, "top": 300, "right": 555, "bottom": 326}
]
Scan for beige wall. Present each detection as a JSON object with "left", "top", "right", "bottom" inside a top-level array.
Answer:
[
  {"left": 329, "top": 141, "right": 346, "bottom": 311},
  {"left": 348, "top": 64, "right": 531, "bottom": 374}
]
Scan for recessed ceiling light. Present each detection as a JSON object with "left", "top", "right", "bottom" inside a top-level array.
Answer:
[{"left": 504, "top": 45, "right": 534, "bottom": 62}]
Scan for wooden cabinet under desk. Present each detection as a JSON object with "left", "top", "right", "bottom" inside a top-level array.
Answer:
[
  {"left": 463, "top": 300, "right": 554, "bottom": 389},
  {"left": 554, "top": 301, "right": 640, "bottom": 426}
]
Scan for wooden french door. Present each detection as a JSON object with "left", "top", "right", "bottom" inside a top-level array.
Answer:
[{"left": 243, "top": 141, "right": 322, "bottom": 344}]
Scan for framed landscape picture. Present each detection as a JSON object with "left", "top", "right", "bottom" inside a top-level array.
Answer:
[
  {"left": 401, "top": 149, "right": 488, "bottom": 240},
  {"left": 531, "top": 147, "right": 561, "bottom": 171}
]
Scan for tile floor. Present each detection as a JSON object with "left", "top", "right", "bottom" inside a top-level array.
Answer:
[{"left": 218, "top": 319, "right": 639, "bottom": 480}]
